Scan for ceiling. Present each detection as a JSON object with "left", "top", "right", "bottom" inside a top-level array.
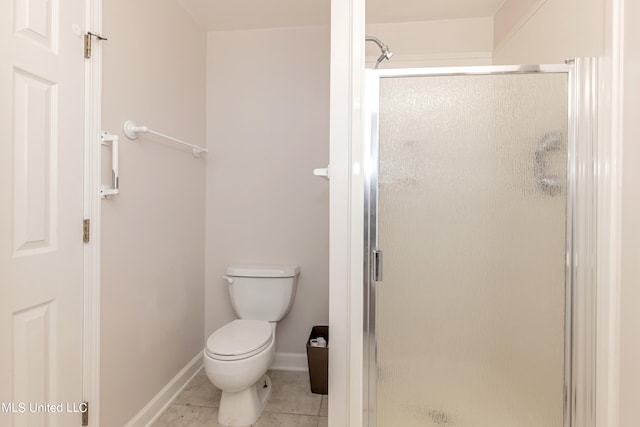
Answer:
[{"left": 179, "top": 0, "right": 506, "bottom": 31}]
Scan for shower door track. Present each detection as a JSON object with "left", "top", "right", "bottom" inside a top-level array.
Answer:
[{"left": 362, "top": 60, "right": 598, "bottom": 427}]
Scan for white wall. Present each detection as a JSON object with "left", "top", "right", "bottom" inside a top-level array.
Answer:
[
  {"left": 101, "top": 2, "right": 206, "bottom": 426},
  {"left": 205, "top": 27, "right": 330, "bottom": 359},
  {"left": 365, "top": 18, "right": 494, "bottom": 67},
  {"left": 493, "top": 0, "right": 542, "bottom": 47},
  {"left": 493, "top": 0, "right": 604, "bottom": 64},
  {"left": 619, "top": 0, "right": 640, "bottom": 424}
]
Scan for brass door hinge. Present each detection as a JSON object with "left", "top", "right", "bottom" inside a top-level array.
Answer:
[
  {"left": 81, "top": 401, "right": 89, "bottom": 426},
  {"left": 83, "top": 219, "right": 90, "bottom": 243},
  {"left": 84, "top": 32, "right": 108, "bottom": 59}
]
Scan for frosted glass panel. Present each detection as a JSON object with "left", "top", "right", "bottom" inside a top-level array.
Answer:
[{"left": 376, "top": 73, "right": 568, "bottom": 427}]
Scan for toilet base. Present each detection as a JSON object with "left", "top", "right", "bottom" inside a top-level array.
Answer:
[{"left": 218, "top": 374, "right": 272, "bottom": 427}]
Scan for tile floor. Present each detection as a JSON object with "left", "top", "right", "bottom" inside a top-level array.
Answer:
[{"left": 151, "top": 369, "right": 328, "bottom": 427}]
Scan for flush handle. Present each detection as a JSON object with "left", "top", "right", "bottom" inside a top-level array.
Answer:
[
  {"left": 222, "top": 275, "right": 234, "bottom": 284},
  {"left": 313, "top": 165, "right": 330, "bottom": 180}
]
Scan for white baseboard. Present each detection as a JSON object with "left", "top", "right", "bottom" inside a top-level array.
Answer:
[
  {"left": 270, "top": 352, "right": 308, "bottom": 372},
  {"left": 124, "top": 352, "right": 203, "bottom": 427},
  {"left": 123, "top": 350, "right": 304, "bottom": 427}
]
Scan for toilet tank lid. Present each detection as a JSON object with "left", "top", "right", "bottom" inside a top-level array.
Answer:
[{"left": 226, "top": 265, "right": 300, "bottom": 278}]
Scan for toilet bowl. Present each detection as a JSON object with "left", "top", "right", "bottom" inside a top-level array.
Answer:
[
  {"left": 204, "top": 320, "right": 276, "bottom": 426},
  {"left": 203, "top": 265, "right": 299, "bottom": 427}
]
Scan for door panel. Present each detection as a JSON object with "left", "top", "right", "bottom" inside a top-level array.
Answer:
[
  {"left": 372, "top": 72, "right": 568, "bottom": 427},
  {"left": 0, "top": 0, "right": 85, "bottom": 424}
]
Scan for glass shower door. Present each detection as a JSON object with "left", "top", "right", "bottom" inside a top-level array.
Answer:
[{"left": 367, "top": 69, "right": 570, "bottom": 427}]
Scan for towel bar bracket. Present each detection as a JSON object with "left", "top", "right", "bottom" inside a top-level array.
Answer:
[{"left": 100, "top": 131, "right": 120, "bottom": 199}]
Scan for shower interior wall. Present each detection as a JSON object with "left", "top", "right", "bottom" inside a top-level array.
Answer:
[
  {"left": 492, "top": 0, "right": 604, "bottom": 63},
  {"left": 365, "top": 17, "right": 494, "bottom": 67}
]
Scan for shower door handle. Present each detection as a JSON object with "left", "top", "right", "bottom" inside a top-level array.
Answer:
[
  {"left": 535, "top": 132, "right": 562, "bottom": 196},
  {"left": 372, "top": 249, "right": 383, "bottom": 282}
]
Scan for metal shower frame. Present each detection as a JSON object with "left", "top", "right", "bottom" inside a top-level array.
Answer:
[{"left": 362, "top": 59, "right": 598, "bottom": 427}]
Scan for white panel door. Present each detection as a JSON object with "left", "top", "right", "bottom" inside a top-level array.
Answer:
[{"left": 0, "top": 0, "right": 85, "bottom": 425}]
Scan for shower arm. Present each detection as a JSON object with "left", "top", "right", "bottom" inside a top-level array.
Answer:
[
  {"left": 365, "top": 36, "right": 393, "bottom": 69},
  {"left": 365, "top": 36, "right": 385, "bottom": 50}
]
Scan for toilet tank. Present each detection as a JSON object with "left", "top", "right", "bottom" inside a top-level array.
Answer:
[{"left": 225, "top": 265, "right": 300, "bottom": 321}]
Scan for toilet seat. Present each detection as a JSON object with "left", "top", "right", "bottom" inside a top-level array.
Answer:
[{"left": 206, "top": 319, "right": 273, "bottom": 361}]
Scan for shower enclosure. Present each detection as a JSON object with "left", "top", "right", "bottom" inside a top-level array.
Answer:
[{"left": 363, "top": 61, "right": 597, "bottom": 427}]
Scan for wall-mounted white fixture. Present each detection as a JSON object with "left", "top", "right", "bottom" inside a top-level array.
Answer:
[
  {"left": 313, "top": 165, "right": 330, "bottom": 180},
  {"left": 100, "top": 131, "right": 120, "bottom": 199},
  {"left": 122, "top": 120, "right": 208, "bottom": 158}
]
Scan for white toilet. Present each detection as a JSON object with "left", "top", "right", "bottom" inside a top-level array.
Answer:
[{"left": 203, "top": 265, "right": 300, "bottom": 427}]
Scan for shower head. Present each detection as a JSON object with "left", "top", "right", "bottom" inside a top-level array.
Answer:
[
  {"left": 365, "top": 35, "right": 393, "bottom": 69},
  {"left": 377, "top": 45, "right": 393, "bottom": 61}
]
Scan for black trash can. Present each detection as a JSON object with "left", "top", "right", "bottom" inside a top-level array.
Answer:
[{"left": 306, "top": 326, "right": 329, "bottom": 394}]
